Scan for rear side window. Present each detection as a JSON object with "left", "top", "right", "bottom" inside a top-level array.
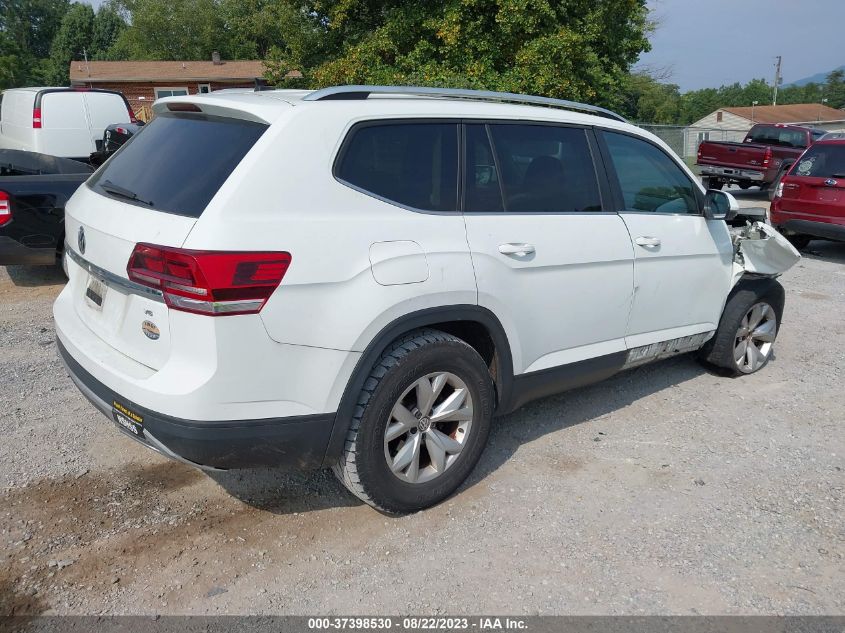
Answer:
[
  {"left": 746, "top": 125, "right": 807, "bottom": 148},
  {"left": 792, "top": 144, "right": 845, "bottom": 178},
  {"left": 485, "top": 123, "right": 601, "bottom": 212},
  {"left": 335, "top": 122, "right": 459, "bottom": 212},
  {"left": 602, "top": 131, "right": 698, "bottom": 214},
  {"left": 89, "top": 113, "right": 267, "bottom": 218}
]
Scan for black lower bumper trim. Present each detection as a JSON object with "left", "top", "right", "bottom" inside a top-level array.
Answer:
[
  {"left": 57, "top": 338, "right": 335, "bottom": 470},
  {"left": 0, "top": 236, "right": 56, "bottom": 266},
  {"left": 780, "top": 219, "right": 845, "bottom": 242}
]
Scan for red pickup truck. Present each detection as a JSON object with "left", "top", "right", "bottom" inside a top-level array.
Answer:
[{"left": 697, "top": 123, "right": 827, "bottom": 198}]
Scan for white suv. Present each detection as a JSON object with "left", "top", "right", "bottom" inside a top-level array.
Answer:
[{"left": 54, "top": 86, "right": 800, "bottom": 513}]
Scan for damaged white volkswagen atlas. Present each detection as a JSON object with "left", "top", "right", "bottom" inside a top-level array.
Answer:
[{"left": 54, "top": 86, "right": 801, "bottom": 513}]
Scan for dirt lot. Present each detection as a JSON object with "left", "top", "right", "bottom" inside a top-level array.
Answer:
[{"left": 1, "top": 192, "right": 843, "bottom": 616}]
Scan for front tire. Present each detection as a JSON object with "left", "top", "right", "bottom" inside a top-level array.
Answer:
[
  {"left": 332, "top": 329, "right": 494, "bottom": 514},
  {"left": 785, "top": 233, "right": 811, "bottom": 250},
  {"left": 699, "top": 281, "right": 784, "bottom": 376}
]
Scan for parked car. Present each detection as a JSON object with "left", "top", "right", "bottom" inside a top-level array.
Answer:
[
  {"left": 697, "top": 123, "right": 826, "bottom": 198},
  {"left": 770, "top": 136, "right": 845, "bottom": 248},
  {"left": 54, "top": 86, "right": 799, "bottom": 513},
  {"left": 0, "top": 124, "right": 140, "bottom": 266},
  {"left": 0, "top": 87, "right": 136, "bottom": 162}
]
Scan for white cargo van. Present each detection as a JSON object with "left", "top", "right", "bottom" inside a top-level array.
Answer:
[{"left": 0, "top": 87, "right": 135, "bottom": 160}]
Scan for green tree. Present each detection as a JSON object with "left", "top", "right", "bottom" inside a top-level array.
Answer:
[
  {"left": 108, "top": 0, "right": 230, "bottom": 60},
  {"left": 823, "top": 69, "right": 845, "bottom": 109},
  {"left": 0, "top": 0, "right": 69, "bottom": 88},
  {"left": 91, "top": 2, "right": 127, "bottom": 59},
  {"left": 46, "top": 2, "right": 94, "bottom": 84},
  {"left": 622, "top": 72, "right": 680, "bottom": 123},
  {"left": 266, "top": 0, "right": 652, "bottom": 108}
]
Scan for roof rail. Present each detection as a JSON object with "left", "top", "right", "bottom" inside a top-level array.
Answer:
[{"left": 302, "top": 85, "right": 627, "bottom": 122}]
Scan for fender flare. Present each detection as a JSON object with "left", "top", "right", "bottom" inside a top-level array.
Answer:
[{"left": 321, "top": 305, "right": 514, "bottom": 465}]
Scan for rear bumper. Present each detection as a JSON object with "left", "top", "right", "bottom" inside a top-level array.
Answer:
[
  {"left": 0, "top": 236, "right": 56, "bottom": 266},
  {"left": 698, "top": 165, "right": 766, "bottom": 182},
  {"left": 775, "top": 219, "right": 845, "bottom": 242},
  {"left": 58, "top": 338, "right": 335, "bottom": 470}
]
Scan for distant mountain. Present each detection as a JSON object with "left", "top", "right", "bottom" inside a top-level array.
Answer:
[{"left": 786, "top": 65, "right": 845, "bottom": 87}]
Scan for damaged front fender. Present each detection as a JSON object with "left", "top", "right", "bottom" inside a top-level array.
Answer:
[{"left": 730, "top": 221, "right": 801, "bottom": 286}]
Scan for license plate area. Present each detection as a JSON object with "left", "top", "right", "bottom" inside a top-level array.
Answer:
[
  {"left": 112, "top": 400, "right": 144, "bottom": 437},
  {"left": 85, "top": 276, "right": 107, "bottom": 310}
]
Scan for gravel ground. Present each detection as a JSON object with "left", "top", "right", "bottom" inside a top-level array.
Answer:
[{"left": 1, "top": 191, "right": 843, "bottom": 616}]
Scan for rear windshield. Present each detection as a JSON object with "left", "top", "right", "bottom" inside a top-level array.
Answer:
[
  {"left": 89, "top": 112, "right": 268, "bottom": 217},
  {"left": 792, "top": 144, "right": 845, "bottom": 178},
  {"left": 745, "top": 125, "right": 807, "bottom": 148}
]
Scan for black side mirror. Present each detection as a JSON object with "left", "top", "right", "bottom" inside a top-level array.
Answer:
[{"left": 704, "top": 189, "right": 739, "bottom": 221}]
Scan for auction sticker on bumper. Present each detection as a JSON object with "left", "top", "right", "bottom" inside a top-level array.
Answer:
[{"left": 112, "top": 400, "right": 144, "bottom": 436}]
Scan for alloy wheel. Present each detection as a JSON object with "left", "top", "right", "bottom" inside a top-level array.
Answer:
[
  {"left": 734, "top": 302, "right": 777, "bottom": 373},
  {"left": 383, "top": 372, "right": 473, "bottom": 484}
]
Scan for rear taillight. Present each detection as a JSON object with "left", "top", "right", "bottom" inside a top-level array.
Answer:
[
  {"left": 774, "top": 182, "right": 784, "bottom": 199},
  {"left": 762, "top": 147, "right": 772, "bottom": 167},
  {"left": 127, "top": 243, "right": 291, "bottom": 316},
  {"left": 128, "top": 108, "right": 138, "bottom": 124},
  {"left": 0, "top": 191, "right": 11, "bottom": 226},
  {"left": 32, "top": 107, "right": 42, "bottom": 128}
]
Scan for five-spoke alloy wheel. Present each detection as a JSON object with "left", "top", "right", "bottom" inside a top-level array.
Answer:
[
  {"left": 733, "top": 302, "right": 777, "bottom": 374},
  {"left": 698, "top": 279, "right": 784, "bottom": 376}
]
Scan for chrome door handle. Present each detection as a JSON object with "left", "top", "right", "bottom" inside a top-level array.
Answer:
[
  {"left": 498, "top": 243, "right": 535, "bottom": 256},
  {"left": 635, "top": 236, "right": 661, "bottom": 247}
]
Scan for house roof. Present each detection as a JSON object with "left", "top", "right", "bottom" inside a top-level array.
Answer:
[
  {"left": 68, "top": 60, "right": 278, "bottom": 83},
  {"left": 722, "top": 103, "right": 844, "bottom": 124}
]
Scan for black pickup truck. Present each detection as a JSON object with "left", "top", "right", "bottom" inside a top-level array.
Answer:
[{"left": 0, "top": 123, "right": 140, "bottom": 267}]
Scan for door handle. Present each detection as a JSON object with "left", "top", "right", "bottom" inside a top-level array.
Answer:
[
  {"left": 498, "top": 243, "right": 536, "bottom": 256},
  {"left": 635, "top": 236, "right": 661, "bottom": 247}
]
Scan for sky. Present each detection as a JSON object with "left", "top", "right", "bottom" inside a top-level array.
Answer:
[{"left": 638, "top": 0, "right": 845, "bottom": 91}]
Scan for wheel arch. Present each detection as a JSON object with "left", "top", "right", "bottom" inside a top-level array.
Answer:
[
  {"left": 321, "top": 305, "right": 515, "bottom": 465},
  {"left": 728, "top": 275, "right": 786, "bottom": 321}
]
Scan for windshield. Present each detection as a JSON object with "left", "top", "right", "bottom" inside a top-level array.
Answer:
[
  {"left": 745, "top": 126, "right": 807, "bottom": 148},
  {"left": 89, "top": 112, "right": 268, "bottom": 218},
  {"left": 791, "top": 144, "right": 845, "bottom": 178}
]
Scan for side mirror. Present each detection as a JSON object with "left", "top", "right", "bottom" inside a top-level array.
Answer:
[{"left": 704, "top": 189, "right": 739, "bottom": 221}]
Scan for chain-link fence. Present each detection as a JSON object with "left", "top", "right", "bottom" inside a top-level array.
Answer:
[{"left": 636, "top": 124, "right": 749, "bottom": 159}]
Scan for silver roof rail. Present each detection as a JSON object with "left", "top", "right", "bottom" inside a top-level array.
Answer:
[{"left": 302, "top": 85, "right": 627, "bottom": 122}]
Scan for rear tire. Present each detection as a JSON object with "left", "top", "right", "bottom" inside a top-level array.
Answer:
[
  {"left": 698, "top": 280, "right": 784, "bottom": 376},
  {"left": 703, "top": 177, "right": 724, "bottom": 190},
  {"left": 332, "top": 328, "right": 494, "bottom": 514}
]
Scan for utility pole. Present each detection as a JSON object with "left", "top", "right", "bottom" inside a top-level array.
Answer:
[
  {"left": 772, "top": 55, "right": 782, "bottom": 106},
  {"left": 83, "top": 47, "right": 90, "bottom": 77}
]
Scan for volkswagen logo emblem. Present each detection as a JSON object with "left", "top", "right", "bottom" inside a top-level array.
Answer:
[
  {"left": 77, "top": 226, "right": 86, "bottom": 255},
  {"left": 824, "top": 178, "right": 838, "bottom": 187}
]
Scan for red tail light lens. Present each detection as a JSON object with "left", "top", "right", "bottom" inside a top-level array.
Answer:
[
  {"left": 0, "top": 191, "right": 11, "bottom": 226},
  {"left": 762, "top": 147, "right": 772, "bottom": 167},
  {"left": 32, "top": 107, "right": 42, "bottom": 128},
  {"left": 127, "top": 243, "right": 291, "bottom": 316},
  {"left": 128, "top": 108, "right": 138, "bottom": 124}
]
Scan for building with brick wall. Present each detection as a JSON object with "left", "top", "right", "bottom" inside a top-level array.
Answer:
[{"left": 68, "top": 57, "right": 301, "bottom": 120}]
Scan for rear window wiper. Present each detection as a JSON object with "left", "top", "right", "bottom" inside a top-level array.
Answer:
[{"left": 99, "top": 179, "right": 153, "bottom": 206}]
